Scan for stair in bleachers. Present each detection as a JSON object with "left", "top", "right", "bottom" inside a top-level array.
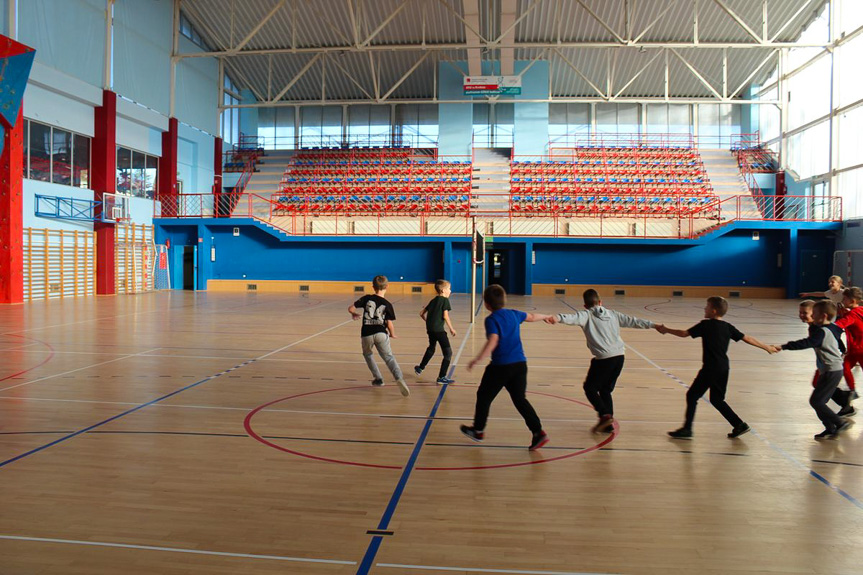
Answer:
[
  {"left": 232, "top": 149, "right": 296, "bottom": 219},
  {"left": 473, "top": 148, "right": 512, "bottom": 214},
  {"left": 699, "top": 148, "right": 758, "bottom": 220}
]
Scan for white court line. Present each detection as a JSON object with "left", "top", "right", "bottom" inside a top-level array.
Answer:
[
  {"left": 0, "top": 348, "right": 163, "bottom": 393},
  {"left": 377, "top": 563, "right": 618, "bottom": 575},
  {"left": 0, "top": 534, "right": 355, "bottom": 565}
]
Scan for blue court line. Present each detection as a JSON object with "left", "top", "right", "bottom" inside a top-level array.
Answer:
[
  {"left": 357, "top": 299, "right": 481, "bottom": 574},
  {"left": 0, "top": 359, "right": 257, "bottom": 469},
  {"left": 0, "top": 317, "right": 354, "bottom": 470}
]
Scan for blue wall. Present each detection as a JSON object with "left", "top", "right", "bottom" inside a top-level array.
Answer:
[
  {"left": 513, "top": 61, "right": 549, "bottom": 156},
  {"left": 437, "top": 61, "right": 472, "bottom": 156},
  {"left": 155, "top": 221, "right": 835, "bottom": 296}
]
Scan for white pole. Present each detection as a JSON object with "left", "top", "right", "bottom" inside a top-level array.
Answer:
[{"left": 470, "top": 218, "right": 477, "bottom": 324}]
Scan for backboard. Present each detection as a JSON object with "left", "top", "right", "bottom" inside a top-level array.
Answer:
[{"left": 102, "top": 193, "right": 130, "bottom": 223}]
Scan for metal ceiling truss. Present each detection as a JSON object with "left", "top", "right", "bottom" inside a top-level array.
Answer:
[{"left": 176, "top": 0, "right": 826, "bottom": 108}]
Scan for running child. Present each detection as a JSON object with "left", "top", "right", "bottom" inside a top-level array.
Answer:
[
  {"left": 833, "top": 286, "right": 862, "bottom": 415},
  {"left": 545, "top": 289, "right": 659, "bottom": 433},
  {"left": 799, "top": 299, "right": 854, "bottom": 417},
  {"left": 348, "top": 275, "right": 410, "bottom": 396},
  {"left": 460, "top": 284, "right": 553, "bottom": 451},
  {"left": 800, "top": 275, "right": 845, "bottom": 305},
  {"left": 662, "top": 296, "right": 775, "bottom": 439},
  {"left": 773, "top": 300, "right": 853, "bottom": 440},
  {"left": 414, "top": 279, "right": 458, "bottom": 384}
]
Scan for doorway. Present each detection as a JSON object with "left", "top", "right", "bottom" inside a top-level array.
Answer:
[
  {"left": 182, "top": 246, "right": 196, "bottom": 290},
  {"left": 800, "top": 249, "right": 827, "bottom": 293},
  {"left": 485, "top": 246, "right": 525, "bottom": 295}
]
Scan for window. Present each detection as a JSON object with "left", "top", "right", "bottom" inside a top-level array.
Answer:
[
  {"left": 23, "top": 120, "right": 91, "bottom": 188},
  {"left": 396, "top": 104, "right": 438, "bottom": 147},
  {"left": 179, "top": 12, "right": 209, "bottom": 50},
  {"left": 116, "top": 146, "right": 158, "bottom": 199},
  {"left": 221, "top": 74, "right": 240, "bottom": 147}
]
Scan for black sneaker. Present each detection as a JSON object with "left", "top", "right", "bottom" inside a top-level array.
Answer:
[
  {"left": 414, "top": 365, "right": 423, "bottom": 376},
  {"left": 371, "top": 378, "right": 384, "bottom": 387},
  {"left": 460, "top": 425, "right": 484, "bottom": 442},
  {"left": 727, "top": 422, "right": 751, "bottom": 438},
  {"left": 668, "top": 427, "right": 693, "bottom": 439},
  {"left": 835, "top": 419, "right": 855, "bottom": 434},
  {"left": 814, "top": 429, "right": 837, "bottom": 440},
  {"left": 838, "top": 405, "right": 857, "bottom": 417},
  {"left": 528, "top": 431, "right": 549, "bottom": 451},
  {"left": 436, "top": 376, "right": 454, "bottom": 384},
  {"left": 591, "top": 415, "right": 615, "bottom": 433}
]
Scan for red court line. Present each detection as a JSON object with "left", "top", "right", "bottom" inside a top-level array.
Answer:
[
  {"left": 0, "top": 335, "right": 55, "bottom": 382},
  {"left": 244, "top": 386, "right": 618, "bottom": 471}
]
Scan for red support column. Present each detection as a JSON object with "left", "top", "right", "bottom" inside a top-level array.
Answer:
[
  {"left": 213, "top": 136, "right": 223, "bottom": 216},
  {"left": 158, "top": 118, "right": 178, "bottom": 217},
  {"left": 0, "top": 109, "right": 24, "bottom": 304},
  {"left": 92, "top": 90, "right": 117, "bottom": 295}
]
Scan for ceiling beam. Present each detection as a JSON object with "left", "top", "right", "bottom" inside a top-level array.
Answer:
[
  {"left": 381, "top": 52, "right": 432, "bottom": 101},
  {"left": 177, "top": 40, "right": 830, "bottom": 59},
  {"left": 553, "top": 48, "right": 606, "bottom": 99},
  {"left": 328, "top": 54, "right": 375, "bottom": 100},
  {"left": 729, "top": 49, "right": 778, "bottom": 98},
  {"left": 498, "top": 0, "right": 517, "bottom": 75},
  {"left": 632, "top": 0, "right": 679, "bottom": 44},
  {"left": 234, "top": 0, "right": 286, "bottom": 51},
  {"left": 575, "top": 0, "right": 625, "bottom": 44},
  {"left": 769, "top": 0, "right": 817, "bottom": 42},
  {"left": 713, "top": 0, "right": 763, "bottom": 43},
  {"left": 462, "top": 0, "right": 482, "bottom": 75},
  {"left": 362, "top": 0, "right": 409, "bottom": 47},
  {"left": 670, "top": 48, "right": 723, "bottom": 99},
  {"left": 614, "top": 49, "right": 665, "bottom": 98},
  {"left": 271, "top": 52, "right": 324, "bottom": 102},
  {"left": 222, "top": 97, "right": 780, "bottom": 109}
]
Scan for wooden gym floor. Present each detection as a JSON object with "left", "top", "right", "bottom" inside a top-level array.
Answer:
[{"left": 0, "top": 292, "right": 861, "bottom": 575}]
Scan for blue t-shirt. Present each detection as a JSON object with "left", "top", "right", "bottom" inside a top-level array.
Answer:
[{"left": 485, "top": 308, "right": 528, "bottom": 365}]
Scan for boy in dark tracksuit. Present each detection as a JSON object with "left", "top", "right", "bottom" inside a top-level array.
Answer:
[
  {"left": 460, "top": 284, "right": 553, "bottom": 451},
  {"left": 777, "top": 300, "right": 854, "bottom": 439},
  {"left": 414, "top": 280, "right": 458, "bottom": 384},
  {"left": 662, "top": 296, "right": 775, "bottom": 439}
]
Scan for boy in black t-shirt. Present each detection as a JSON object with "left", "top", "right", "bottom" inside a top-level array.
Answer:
[
  {"left": 348, "top": 275, "right": 410, "bottom": 396},
  {"left": 658, "top": 297, "right": 775, "bottom": 439},
  {"left": 414, "top": 280, "right": 458, "bottom": 384}
]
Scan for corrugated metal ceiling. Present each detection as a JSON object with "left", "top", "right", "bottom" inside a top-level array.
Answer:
[{"left": 180, "top": 0, "right": 828, "bottom": 103}]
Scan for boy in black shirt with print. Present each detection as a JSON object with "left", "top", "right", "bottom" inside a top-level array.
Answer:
[
  {"left": 415, "top": 279, "right": 458, "bottom": 384},
  {"left": 659, "top": 296, "right": 775, "bottom": 439},
  {"left": 348, "top": 275, "right": 410, "bottom": 396}
]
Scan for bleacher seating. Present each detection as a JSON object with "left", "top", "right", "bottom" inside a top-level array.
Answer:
[
  {"left": 509, "top": 147, "right": 718, "bottom": 218},
  {"left": 735, "top": 146, "right": 777, "bottom": 173},
  {"left": 275, "top": 148, "right": 472, "bottom": 217}
]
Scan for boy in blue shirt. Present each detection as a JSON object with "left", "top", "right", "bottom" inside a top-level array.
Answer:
[{"left": 460, "top": 284, "right": 553, "bottom": 451}]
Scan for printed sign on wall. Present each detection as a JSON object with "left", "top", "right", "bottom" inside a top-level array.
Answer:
[{"left": 463, "top": 76, "right": 522, "bottom": 96}]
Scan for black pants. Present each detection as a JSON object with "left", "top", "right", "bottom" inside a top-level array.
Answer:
[
  {"left": 811, "top": 370, "right": 844, "bottom": 431},
  {"left": 583, "top": 355, "right": 625, "bottom": 417},
  {"left": 473, "top": 362, "right": 542, "bottom": 434},
  {"left": 418, "top": 331, "right": 452, "bottom": 379},
  {"left": 684, "top": 369, "right": 743, "bottom": 429}
]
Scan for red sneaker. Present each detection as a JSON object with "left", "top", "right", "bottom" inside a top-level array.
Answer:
[{"left": 528, "top": 431, "right": 549, "bottom": 451}]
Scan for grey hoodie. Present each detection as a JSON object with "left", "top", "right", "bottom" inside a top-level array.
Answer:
[{"left": 556, "top": 306, "right": 655, "bottom": 359}]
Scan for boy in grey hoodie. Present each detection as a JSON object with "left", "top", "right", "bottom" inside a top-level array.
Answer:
[
  {"left": 545, "top": 289, "right": 659, "bottom": 433},
  {"left": 774, "top": 300, "right": 854, "bottom": 440}
]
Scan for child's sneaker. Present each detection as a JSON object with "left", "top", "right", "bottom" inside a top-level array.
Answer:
[
  {"left": 414, "top": 365, "right": 423, "bottom": 376},
  {"left": 835, "top": 419, "right": 855, "bottom": 434},
  {"left": 668, "top": 427, "right": 693, "bottom": 439},
  {"left": 727, "top": 422, "right": 751, "bottom": 438},
  {"left": 396, "top": 379, "right": 410, "bottom": 397},
  {"left": 371, "top": 378, "right": 384, "bottom": 387},
  {"left": 460, "top": 425, "right": 484, "bottom": 442},
  {"left": 814, "top": 428, "right": 837, "bottom": 440},
  {"left": 838, "top": 405, "right": 857, "bottom": 417},
  {"left": 436, "top": 376, "right": 454, "bottom": 385},
  {"left": 528, "top": 431, "right": 549, "bottom": 451},
  {"left": 591, "top": 415, "right": 614, "bottom": 433}
]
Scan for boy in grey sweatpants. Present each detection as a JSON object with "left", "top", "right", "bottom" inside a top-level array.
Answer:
[
  {"left": 546, "top": 289, "right": 660, "bottom": 433},
  {"left": 774, "top": 300, "right": 854, "bottom": 440},
  {"left": 349, "top": 275, "right": 410, "bottom": 397}
]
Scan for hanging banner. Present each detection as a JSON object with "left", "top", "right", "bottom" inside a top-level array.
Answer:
[{"left": 463, "top": 76, "right": 522, "bottom": 96}]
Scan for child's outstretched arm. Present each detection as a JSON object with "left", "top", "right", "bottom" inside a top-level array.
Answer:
[
  {"left": 612, "top": 310, "right": 655, "bottom": 330},
  {"left": 660, "top": 326, "right": 690, "bottom": 338},
  {"left": 546, "top": 311, "right": 589, "bottom": 326},
  {"left": 443, "top": 310, "right": 457, "bottom": 337},
  {"left": 742, "top": 335, "right": 777, "bottom": 354},
  {"left": 525, "top": 313, "right": 554, "bottom": 323},
  {"left": 348, "top": 305, "right": 362, "bottom": 320},
  {"left": 778, "top": 329, "right": 823, "bottom": 352},
  {"left": 467, "top": 334, "right": 499, "bottom": 371}
]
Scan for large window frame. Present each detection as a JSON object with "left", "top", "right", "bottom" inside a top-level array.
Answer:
[
  {"left": 116, "top": 146, "right": 159, "bottom": 199},
  {"left": 23, "top": 119, "right": 92, "bottom": 189}
]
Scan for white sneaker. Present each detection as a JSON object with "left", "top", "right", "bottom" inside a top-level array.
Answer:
[{"left": 396, "top": 379, "right": 410, "bottom": 397}]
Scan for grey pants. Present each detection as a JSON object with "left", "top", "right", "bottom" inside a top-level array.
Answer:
[
  {"left": 361, "top": 332, "right": 403, "bottom": 381},
  {"left": 811, "top": 370, "right": 844, "bottom": 431}
]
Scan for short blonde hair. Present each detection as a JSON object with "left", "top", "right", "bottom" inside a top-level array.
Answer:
[
  {"left": 372, "top": 275, "right": 388, "bottom": 292},
  {"left": 434, "top": 279, "right": 450, "bottom": 294},
  {"left": 829, "top": 275, "right": 844, "bottom": 286},
  {"left": 799, "top": 299, "right": 816, "bottom": 309}
]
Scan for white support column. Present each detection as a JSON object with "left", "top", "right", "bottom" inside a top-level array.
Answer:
[
  {"left": 170, "top": 0, "right": 180, "bottom": 117},
  {"left": 828, "top": 0, "right": 838, "bottom": 196},
  {"left": 295, "top": 105, "right": 301, "bottom": 148},
  {"left": 218, "top": 58, "right": 225, "bottom": 135},
  {"left": 7, "top": 0, "right": 17, "bottom": 39},
  {"left": 104, "top": 0, "right": 115, "bottom": 90},
  {"left": 778, "top": 49, "right": 788, "bottom": 168},
  {"left": 390, "top": 103, "right": 397, "bottom": 146},
  {"left": 342, "top": 104, "right": 349, "bottom": 146}
]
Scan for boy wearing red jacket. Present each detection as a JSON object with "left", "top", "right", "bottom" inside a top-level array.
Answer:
[{"left": 834, "top": 287, "right": 863, "bottom": 416}]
